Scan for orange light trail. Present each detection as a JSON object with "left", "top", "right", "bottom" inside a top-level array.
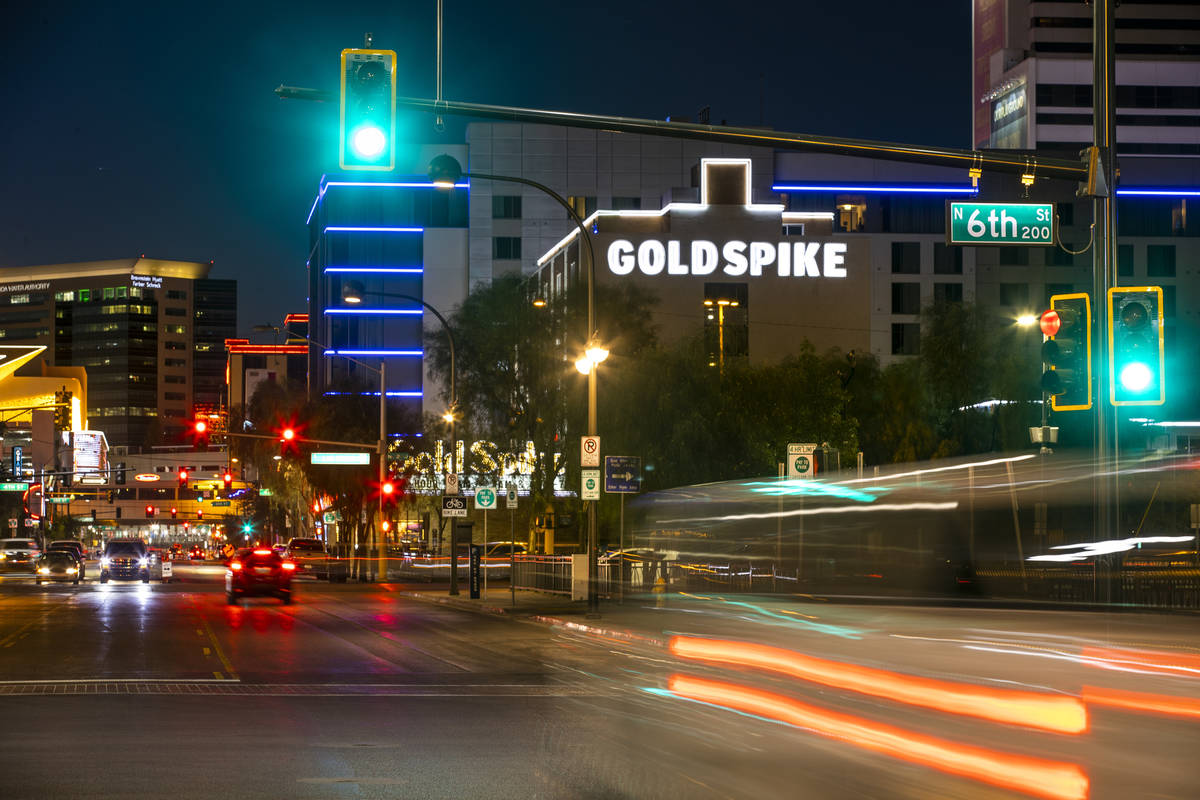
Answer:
[
  {"left": 669, "top": 674, "right": 1089, "bottom": 800},
  {"left": 670, "top": 636, "right": 1088, "bottom": 734},
  {"left": 1081, "top": 646, "right": 1200, "bottom": 678},
  {"left": 1082, "top": 685, "right": 1200, "bottom": 720}
]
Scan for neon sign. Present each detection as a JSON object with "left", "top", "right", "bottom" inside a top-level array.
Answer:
[{"left": 607, "top": 239, "right": 848, "bottom": 279}]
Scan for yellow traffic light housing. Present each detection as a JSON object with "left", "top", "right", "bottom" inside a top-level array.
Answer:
[{"left": 1041, "top": 293, "right": 1092, "bottom": 411}]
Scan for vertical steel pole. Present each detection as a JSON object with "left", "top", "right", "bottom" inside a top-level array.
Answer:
[
  {"left": 378, "top": 360, "right": 387, "bottom": 582},
  {"left": 449, "top": 417, "right": 459, "bottom": 595}
]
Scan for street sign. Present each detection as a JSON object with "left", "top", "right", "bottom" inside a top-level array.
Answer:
[
  {"left": 581, "top": 469, "right": 600, "bottom": 500},
  {"left": 947, "top": 202, "right": 1055, "bottom": 246},
  {"left": 445, "top": 473, "right": 460, "bottom": 496},
  {"left": 23, "top": 518, "right": 34, "bottom": 526},
  {"left": 12, "top": 446, "right": 21, "bottom": 475},
  {"left": 0, "top": 482, "right": 29, "bottom": 492},
  {"left": 310, "top": 451, "right": 371, "bottom": 465},
  {"left": 581, "top": 436, "right": 600, "bottom": 468},
  {"left": 7, "top": 519, "right": 15, "bottom": 529},
  {"left": 322, "top": 510, "right": 341, "bottom": 523},
  {"left": 442, "top": 495, "right": 467, "bottom": 518},
  {"left": 505, "top": 487, "right": 518, "bottom": 510},
  {"left": 45, "top": 497, "right": 73, "bottom": 504},
  {"left": 787, "top": 443, "right": 817, "bottom": 479},
  {"left": 211, "top": 500, "right": 231, "bottom": 507},
  {"left": 475, "top": 487, "right": 497, "bottom": 510},
  {"left": 604, "top": 456, "right": 642, "bottom": 493}
]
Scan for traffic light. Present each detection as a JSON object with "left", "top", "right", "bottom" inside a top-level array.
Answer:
[
  {"left": 223, "top": 472, "right": 233, "bottom": 492},
  {"left": 91, "top": 508, "right": 97, "bottom": 523},
  {"left": 1109, "top": 287, "right": 1165, "bottom": 406},
  {"left": 53, "top": 389, "right": 72, "bottom": 432},
  {"left": 279, "top": 426, "right": 299, "bottom": 458},
  {"left": 196, "top": 509, "right": 204, "bottom": 521},
  {"left": 178, "top": 469, "right": 188, "bottom": 488},
  {"left": 1040, "top": 293, "right": 1092, "bottom": 411},
  {"left": 145, "top": 504, "right": 155, "bottom": 519},
  {"left": 170, "top": 507, "right": 178, "bottom": 520},
  {"left": 192, "top": 419, "right": 209, "bottom": 449},
  {"left": 339, "top": 48, "right": 397, "bottom": 171}
]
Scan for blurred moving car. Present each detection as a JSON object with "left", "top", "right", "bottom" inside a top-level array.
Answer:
[
  {"left": 226, "top": 548, "right": 295, "bottom": 605},
  {"left": 47, "top": 540, "right": 87, "bottom": 580},
  {"left": 188, "top": 545, "right": 205, "bottom": 560},
  {"left": 0, "top": 538, "right": 42, "bottom": 574},
  {"left": 286, "top": 538, "right": 348, "bottom": 582},
  {"left": 100, "top": 539, "right": 151, "bottom": 583},
  {"left": 36, "top": 550, "right": 82, "bottom": 585}
]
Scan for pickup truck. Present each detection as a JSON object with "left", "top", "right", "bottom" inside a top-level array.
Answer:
[{"left": 285, "top": 538, "right": 349, "bottom": 582}]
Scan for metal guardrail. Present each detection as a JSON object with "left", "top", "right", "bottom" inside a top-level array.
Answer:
[{"left": 512, "top": 555, "right": 573, "bottom": 595}]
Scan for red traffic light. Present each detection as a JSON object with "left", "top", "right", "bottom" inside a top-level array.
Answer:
[
  {"left": 1039, "top": 309, "right": 1062, "bottom": 337},
  {"left": 197, "top": 509, "right": 204, "bottom": 520},
  {"left": 170, "top": 507, "right": 178, "bottom": 519},
  {"left": 145, "top": 504, "right": 155, "bottom": 518},
  {"left": 381, "top": 481, "right": 395, "bottom": 496},
  {"left": 178, "top": 469, "right": 188, "bottom": 486},
  {"left": 194, "top": 420, "right": 207, "bottom": 434},
  {"left": 281, "top": 428, "right": 296, "bottom": 442},
  {"left": 223, "top": 471, "right": 233, "bottom": 490}
]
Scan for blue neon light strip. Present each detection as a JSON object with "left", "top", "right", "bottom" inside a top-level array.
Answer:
[
  {"left": 322, "top": 391, "right": 424, "bottom": 398},
  {"left": 772, "top": 184, "right": 978, "bottom": 194},
  {"left": 324, "top": 308, "right": 422, "bottom": 315},
  {"left": 306, "top": 179, "right": 470, "bottom": 225},
  {"left": 323, "top": 349, "right": 423, "bottom": 357},
  {"left": 1116, "top": 188, "right": 1200, "bottom": 197},
  {"left": 323, "top": 267, "right": 422, "bottom": 274},
  {"left": 324, "top": 226, "right": 423, "bottom": 233}
]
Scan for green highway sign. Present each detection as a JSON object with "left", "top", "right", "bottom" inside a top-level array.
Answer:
[
  {"left": 0, "top": 482, "right": 29, "bottom": 491},
  {"left": 947, "top": 202, "right": 1055, "bottom": 246},
  {"left": 211, "top": 500, "right": 231, "bottom": 507}
]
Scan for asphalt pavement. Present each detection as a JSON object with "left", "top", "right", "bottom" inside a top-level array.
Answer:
[{"left": 0, "top": 563, "right": 1198, "bottom": 799}]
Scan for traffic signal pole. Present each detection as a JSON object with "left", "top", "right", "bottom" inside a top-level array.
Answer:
[{"left": 1092, "top": 0, "right": 1118, "bottom": 560}]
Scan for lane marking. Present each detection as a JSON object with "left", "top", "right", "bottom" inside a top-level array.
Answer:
[
  {"left": 213, "top": 671, "right": 225, "bottom": 680},
  {"left": 194, "top": 602, "right": 240, "bottom": 681}
]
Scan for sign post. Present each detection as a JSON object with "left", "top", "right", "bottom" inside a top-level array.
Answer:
[
  {"left": 946, "top": 202, "right": 1056, "bottom": 246},
  {"left": 604, "top": 456, "right": 642, "bottom": 602},
  {"left": 506, "top": 483, "right": 518, "bottom": 606},
  {"left": 787, "top": 443, "right": 817, "bottom": 479}
]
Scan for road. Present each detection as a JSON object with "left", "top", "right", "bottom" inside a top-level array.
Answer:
[{"left": 1, "top": 564, "right": 1198, "bottom": 799}]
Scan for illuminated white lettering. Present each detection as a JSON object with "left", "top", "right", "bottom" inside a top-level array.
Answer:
[
  {"left": 608, "top": 240, "right": 635, "bottom": 275},
  {"left": 667, "top": 240, "right": 689, "bottom": 275},
  {"left": 638, "top": 240, "right": 666, "bottom": 275},
  {"left": 692, "top": 241, "right": 718, "bottom": 275},
  {"left": 749, "top": 242, "right": 774, "bottom": 276},
  {"left": 777, "top": 240, "right": 791, "bottom": 276},
  {"left": 722, "top": 241, "right": 748, "bottom": 276},
  {"left": 823, "top": 242, "right": 847, "bottom": 277},
  {"left": 795, "top": 242, "right": 821, "bottom": 277}
]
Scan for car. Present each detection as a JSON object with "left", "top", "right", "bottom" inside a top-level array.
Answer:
[
  {"left": 47, "top": 540, "right": 87, "bottom": 580},
  {"left": 100, "top": 539, "right": 151, "bottom": 583},
  {"left": 0, "top": 538, "right": 42, "bottom": 574},
  {"left": 147, "top": 547, "right": 173, "bottom": 583},
  {"left": 226, "top": 548, "right": 295, "bottom": 605},
  {"left": 36, "top": 550, "right": 82, "bottom": 585},
  {"left": 188, "top": 545, "right": 206, "bottom": 560},
  {"left": 286, "top": 537, "right": 348, "bottom": 582}
]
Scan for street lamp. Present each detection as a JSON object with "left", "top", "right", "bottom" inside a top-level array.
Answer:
[
  {"left": 431, "top": 153, "right": 603, "bottom": 614},
  {"left": 253, "top": 323, "right": 387, "bottom": 580},
  {"left": 339, "top": 280, "right": 461, "bottom": 594}
]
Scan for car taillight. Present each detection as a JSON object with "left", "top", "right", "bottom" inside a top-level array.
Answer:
[
  {"left": 253, "top": 549, "right": 271, "bottom": 555},
  {"left": 281, "top": 562, "right": 296, "bottom": 571},
  {"left": 230, "top": 561, "right": 243, "bottom": 571}
]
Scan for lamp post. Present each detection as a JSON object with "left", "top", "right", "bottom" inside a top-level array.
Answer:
[
  {"left": 253, "top": 323, "right": 386, "bottom": 580},
  {"left": 340, "top": 282, "right": 460, "bottom": 594},
  {"left": 430, "top": 154, "right": 604, "bottom": 614}
]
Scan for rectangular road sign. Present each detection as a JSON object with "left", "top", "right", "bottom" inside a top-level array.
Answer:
[
  {"left": 442, "top": 495, "right": 468, "bottom": 518},
  {"left": 0, "top": 482, "right": 29, "bottom": 492},
  {"left": 604, "top": 456, "right": 642, "bottom": 493},
  {"left": 581, "top": 436, "right": 601, "bottom": 468},
  {"left": 947, "top": 202, "right": 1055, "bottom": 246},
  {"left": 787, "top": 443, "right": 817, "bottom": 479},
  {"left": 505, "top": 487, "right": 518, "bottom": 510},
  {"left": 475, "top": 487, "right": 497, "bottom": 510},
  {"left": 310, "top": 451, "right": 371, "bottom": 465},
  {"left": 581, "top": 469, "right": 601, "bottom": 500},
  {"left": 211, "top": 500, "right": 231, "bottom": 507}
]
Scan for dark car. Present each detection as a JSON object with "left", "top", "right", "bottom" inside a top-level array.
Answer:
[
  {"left": 0, "top": 538, "right": 42, "bottom": 574},
  {"left": 100, "top": 539, "right": 150, "bottom": 583},
  {"left": 286, "top": 537, "right": 348, "bottom": 582},
  {"left": 36, "top": 550, "right": 82, "bottom": 585},
  {"left": 188, "top": 545, "right": 205, "bottom": 560},
  {"left": 48, "top": 540, "right": 87, "bottom": 580},
  {"left": 226, "top": 548, "right": 295, "bottom": 605}
]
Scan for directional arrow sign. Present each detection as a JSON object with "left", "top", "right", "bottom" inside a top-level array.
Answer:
[
  {"left": 475, "top": 487, "right": 497, "bottom": 510},
  {"left": 604, "top": 456, "right": 642, "bottom": 493}
]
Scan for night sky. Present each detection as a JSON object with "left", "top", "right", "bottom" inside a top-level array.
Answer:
[{"left": 0, "top": 1, "right": 968, "bottom": 334}]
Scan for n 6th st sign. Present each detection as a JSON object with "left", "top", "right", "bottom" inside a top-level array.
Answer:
[{"left": 947, "top": 202, "right": 1056, "bottom": 246}]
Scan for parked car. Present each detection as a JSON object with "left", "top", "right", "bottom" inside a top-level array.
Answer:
[
  {"left": 188, "top": 545, "right": 206, "bottom": 560},
  {"left": 0, "top": 538, "right": 42, "bottom": 574},
  {"left": 48, "top": 540, "right": 88, "bottom": 580},
  {"left": 100, "top": 539, "right": 151, "bottom": 583},
  {"left": 286, "top": 538, "right": 348, "bottom": 582},
  {"left": 226, "top": 548, "right": 295, "bottom": 605},
  {"left": 36, "top": 550, "right": 82, "bottom": 585}
]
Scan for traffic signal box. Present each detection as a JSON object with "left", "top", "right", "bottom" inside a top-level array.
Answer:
[
  {"left": 339, "top": 49, "right": 397, "bottom": 171},
  {"left": 1041, "top": 293, "right": 1092, "bottom": 411},
  {"left": 1108, "top": 287, "right": 1165, "bottom": 406}
]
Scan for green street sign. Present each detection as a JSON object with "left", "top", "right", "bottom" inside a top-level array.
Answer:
[
  {"left": 311, "top": 451, "right": 371, "bottom": 465},
  {"left": 794, "top": 456, "right": 810, "bottom": 474},
  {"left": 211, "top": 500, "right": 231, "bottom": 507},
  {"left": 46, "top": 497, "right": 74, "bottom": 504},
  {"left": 259, "top": 488, "right": 273, "bottom": 496},
  {"left": 947, "top": 202, "right": 1055, "bottom": 246},
  {"left": 475, "top": 487, "right": 497, "bottom": 510},
  {"left": 0, "top": 482, "right": 29, "bottom": 491}
]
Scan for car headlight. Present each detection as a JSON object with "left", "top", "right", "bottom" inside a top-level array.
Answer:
[
  {"left": 38, "top": 567, "right": 50, "bottom": 574},
  {"left": 138, "top": 558, "right": 148, "bottom": 568},
  {"left": 100, "top": 557, "right": 110, "bottom": 568},
  {"left": 0, "top": 553, "right": 6, "bottom": 560},
  {"left": 66, "top": 567, "right": 77, "bottom": 574}
]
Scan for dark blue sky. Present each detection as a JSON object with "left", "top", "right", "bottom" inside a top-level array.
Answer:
[{"left": 0, "top": 1, "right": 968, "bottom": 334}]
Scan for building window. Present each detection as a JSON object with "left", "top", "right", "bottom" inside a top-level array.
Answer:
[
  {"left": 999, "top": 283, "right": 1030, "bottom": 307},
  {"left": 103, "top": 287, "right": 115, "bottom": 300},
  {"left": 9, "top": 294, "right": 29, "bottom": 305},
  {"left": 164, "top": 375, "right": 186, "bottom": 384},
  {"left": 1163, "top": 285, "right": 1176, "bottom": 319},
  {"left": 891, "top": 282, "right": 921, "bottom": 314},
  {"left": 1118, "top": 244, "right": 1134, "bottom": 277},
  {"left": 166, "top": 290, "right": 187, "bottom": 300},
  {"left": 1045, "top": 283, "right": 1073, "bottom": 306},
  {"left": 164, "top": 358, "right": 186, "bottom": 367},
  {"left": 162, "top": 409, "right": 185, "bottom": 419},
  {"left": 568, "top": 196, "right": 596, "bottom": 219},
  {"left": 78, "top": 289, "right": 90, "bottom": 302},
  {"left": 493, "top": 237, "right": 521, "bottom": 260},
  {"left": 933, "top": 282, "right": 963, "bottom": 304},
  {"left": 703, "top": 283, "right": 749, "bottom": 366},
  {"left": 164, "top": 392, "right": 186, "bottom": 401},
  {"left": 611, "top": 196, "right": 641, "bottom": 211},
  {"left": 891, "top": 323, "right": 920, "bottom": 355},
  {"left": 1147, "top": 245, "right": 1176, "bottom": 277},
  {"left": 932, "top": 243, "right": 962, "bottom": 275},
  {"left": 165, "top": 307, "right": 187, "bottom": 317},
  {"left": 836, "top": 196, "right": 866, "bottom": 232},
  {"left": 164, "top": 325, "right": 186, "bottom": 335},
  {"left": 891, "top": 242, "right": 920, "bottom": 274},
  {"left": 998, "top": 247, "right": 1030, "bottom": 266},
  {"left": 164, "top": 341, "right": 187, "bottom": 351},
  {"left": 492, "top": 195, "right": 522, "bottom": 219},
  {"left": 1057, "top": 203, "right": 1074, "bottom": 227},
  {"left": 54, "top": 291, "right": 75, "bottom": 303},
  {"left": 1047, "top": 246, "right": 1075, "bottom": 267}
]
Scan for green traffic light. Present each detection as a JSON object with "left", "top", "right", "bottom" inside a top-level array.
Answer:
[
  {"left": 242, "top": 522, "right": 252, "bottom": 533},
  {"left": 1119, "top": 362, "right": 1153, "bottom": 393},
  {"left": 350, "top": 124, "right": 386, "bottom": 159}
]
